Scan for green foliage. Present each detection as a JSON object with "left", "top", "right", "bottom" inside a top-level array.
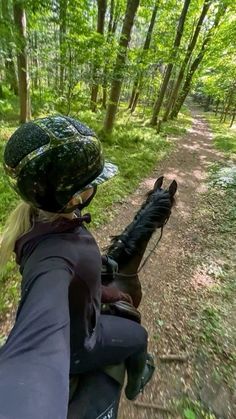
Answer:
[
  {"left": 0, "top": 259, "right": 20, "bottom": 319},
  {"left": 204, "top": 113, "right": 236, "bottom": 156},
  {"left": 200, "top": 305, "right": 223, "bottom": 346},
  {"left": 0, "top": 140, "right": 19, "bottom": 228},
  {"left": 176, "top": 398, "right": 216, "bottom": 418},
  {"left": 184, "top": 408, "right": 196, "bottom": 419},
  {"left": 0, "top": 89, "right": 19, "bottom": 120}
]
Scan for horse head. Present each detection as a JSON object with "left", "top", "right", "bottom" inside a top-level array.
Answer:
[{"left": 103, "top": 176, "right": 177, "bottom": 307}]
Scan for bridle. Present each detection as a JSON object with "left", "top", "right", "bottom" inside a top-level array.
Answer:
[
  {"left": 115, "top": 224, "right": 165, "bottom": 278},
  {"left": 103, "top": 214, "right": 169, "bottom": 279}
]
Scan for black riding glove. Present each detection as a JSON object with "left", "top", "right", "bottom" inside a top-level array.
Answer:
[{"left": 101, "top": 255, "right": 118, "bottom": 277}]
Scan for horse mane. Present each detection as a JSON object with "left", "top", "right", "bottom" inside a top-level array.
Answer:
[{"left": 107, "top": 189, "right": 174, "bottom": 262}]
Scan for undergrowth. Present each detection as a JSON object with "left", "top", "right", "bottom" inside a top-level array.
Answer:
[{"left": 203, "top": 112, "right": 236, "bottom": 157}]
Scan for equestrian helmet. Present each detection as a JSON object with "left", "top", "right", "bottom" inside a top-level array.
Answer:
[{"left": 4, "top": 115, "right": 118, "bottom": 212}]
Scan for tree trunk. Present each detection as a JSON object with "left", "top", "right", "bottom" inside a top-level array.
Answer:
[
  {"left": 128, "top": 1, "right": 159, "bottom": 110},
  {"left": 103, "top": 0, "right": 140, "bottom": 133},
  {"left": 204, "top": 95, "right": 211, "bottom": 112},
  {"left": 112, "top": 0, "right": 121, "bottom": 34},
  {"left": 170, "top": 4, "right": 227, "bottom": 119},
  {"left": 220, "top": 96, "right": 228, "bottom": 122},
  {"left": 101, "top": 0, "right": 115, "bottom": 109},
  {"left": 13, "top": 1, "right": 30, "bottom": 123},
  {"left": 5, "top": 50, "right": 18, "bottom": 95},
  {"left": 102, "top": 85, "right": 107, "bottom": 109},
  {"left": 2, "top": 0, "right": 18, "bottom": 95},
  {"left": 59, "top": 0, "right": 67, "bottom": 94},
  {"left": 107, "top": 0, "right": 114, "bottom": 33},
  {"left": 130, "top": 90, "right": 140, "bottom": 113},
  {"left": 91, "top": 0, "right": 107, "bottom": 112},
  {"left": 221, "top": 90, "right": 233, "bottom": 123},
  {"left": 128, "top": 77, "right": 139, "bottom": 109},
  {"left": 163, "top": 0, "right": 211, "bottom": 121},
  {"left": 32, "top": 31, "right": 39, "bottom": 90},
  {"left": 215, "top": 98, "right": 220, "bottom": 116},
  {"left": 150, "top": 0, "right": 191, "bottom": 126},
  {"left": 229, "top": 109, "right": 236, "bottom": 127},
  {"left": 0, "top": 84, "right": 4, "bottom": 99}
]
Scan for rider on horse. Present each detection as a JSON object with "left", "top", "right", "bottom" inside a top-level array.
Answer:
[{"left": 0, "top": 115, "right": 155, "bottom": 419}]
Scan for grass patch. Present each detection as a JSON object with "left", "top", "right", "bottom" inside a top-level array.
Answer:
[
  {"left": 199, "top": 305, "right": 226, "bottom": 351},
  {"left": 175, "top": 397, "right": 216, "bottom": 419},
  {"left": 204, "top": 112, "right": 236, "bottom": 156},
  {"left": 0, "top": 259, "right": 20, "bottom": 322},
  {"left": 161, "top": 105, "right": 192, "bottom": 137}
]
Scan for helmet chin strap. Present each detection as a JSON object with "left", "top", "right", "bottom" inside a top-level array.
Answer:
[
  {"left": 77, "top": 186, "right": 98, "bottom": 211},
  {"left": 62, "top": 186, "right": 98, "bottom": 214}
]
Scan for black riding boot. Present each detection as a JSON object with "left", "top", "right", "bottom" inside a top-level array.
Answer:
[{"left": 125, "top": 352, "right": 155, "bottom": 400}]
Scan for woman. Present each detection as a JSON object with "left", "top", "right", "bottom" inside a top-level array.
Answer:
[{"left": 0, "top": 115, "right": 154, "bottom": 419}]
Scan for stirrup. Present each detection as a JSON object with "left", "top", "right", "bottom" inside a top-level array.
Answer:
[{"left": 139, "top": 353, "right": 155, "bottom": 393}]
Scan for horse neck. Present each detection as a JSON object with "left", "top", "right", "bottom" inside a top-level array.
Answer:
[
  {"left": 107, "top": 190, "right": 171, "bottom": 273},
  {"left": 110, "top": 233, "right": 153, "bottom": 275}
]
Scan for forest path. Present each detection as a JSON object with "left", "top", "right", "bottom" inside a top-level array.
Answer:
[{"left": 94, "top": 106, "right": 235, "bottom": 418}]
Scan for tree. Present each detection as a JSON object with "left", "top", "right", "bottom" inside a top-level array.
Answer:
[
  {"left": 162, "top": 0, "right": 211, "bottom": 122},
  {"left": 128, "top": 1, "right": 159, "bottom": 113},
  {"left": 1, "top": 0, "right": 18, "bottom": 95},
  {"left": 150, "top": 0, "right": 191, "bottom": 126},
  {"left": 170, "top": 3, "right": 227, "bottom": 119},
  {"left": 59, "top": 0, "right": 68, "bottom": 93},
  {"left": 13, "top": 0, "right": 30, "bottom": 123},
  {"left": 101, "top": 0, "right": 115, "bottom": 109},
  {"left": 103, "top": 0, "right": 140, "bottom": 133},
  {"left": 90, "top": 0, "right": 107, "bottom": 112}
]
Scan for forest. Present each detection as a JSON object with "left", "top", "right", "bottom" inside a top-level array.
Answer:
[
  {"left": 0, "top": 0, "right": 235, "bottom": 129},
  {"left": 0, "top": 1, "right": 236, "bottom": 418}
]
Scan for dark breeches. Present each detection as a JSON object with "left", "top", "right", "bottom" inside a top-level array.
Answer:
[{"left": 70, "top": 314, "right": 148, "bottom": 375}]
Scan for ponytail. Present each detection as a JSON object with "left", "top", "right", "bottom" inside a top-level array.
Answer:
[
  {"left": 0, "top": 201, "right": 67, "bottom": 272},
  {"left": 0, "top": 202, "right": 33, "bottom": 272}
]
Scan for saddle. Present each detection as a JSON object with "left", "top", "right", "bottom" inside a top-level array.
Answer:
[{"left": 101, "top": 300, "right": 141, "bottom": 324}]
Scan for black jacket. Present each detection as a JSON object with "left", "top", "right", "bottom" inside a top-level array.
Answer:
[{"left": 15, "top": 214, "right": 102, "bottom": 354}]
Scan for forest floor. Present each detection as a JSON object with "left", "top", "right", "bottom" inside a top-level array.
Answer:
[{"left": 94, "top": 105, "right": 236, "bottom": 419}]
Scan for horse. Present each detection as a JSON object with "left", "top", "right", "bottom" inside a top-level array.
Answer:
[{"left": 67, "top": 176, "right": 177, "bottom": 419}]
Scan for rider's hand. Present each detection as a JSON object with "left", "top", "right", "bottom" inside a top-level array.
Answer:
[{"left": 101, "top": 255, "right": 118, "bottom": 277}]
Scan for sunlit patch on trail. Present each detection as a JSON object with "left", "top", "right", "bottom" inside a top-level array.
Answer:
[
  {"left": 141, "top": 177, "right": 158, "bottom": 189},
  {"left": 191, "top": 270, "right": 216, "bottom": 291},
  {"left": 191, "top": 260, "right": 227, "bottom": 291}
]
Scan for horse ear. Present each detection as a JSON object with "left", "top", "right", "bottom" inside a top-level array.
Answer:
[
  {"left": 154, "top": 176, "right": 164, "bottom": 190},
  {"left": 168, "top": 180, "right": 177, "bottom": 197}
]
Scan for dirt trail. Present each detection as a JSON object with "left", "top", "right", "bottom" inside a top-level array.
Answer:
[{"left": 94, "top": 106, "right": 235, "bottom": 418}]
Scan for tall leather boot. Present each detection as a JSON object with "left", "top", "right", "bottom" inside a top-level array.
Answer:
[{"left": 125, "top": 352, "right": 155, "bottom": 400}]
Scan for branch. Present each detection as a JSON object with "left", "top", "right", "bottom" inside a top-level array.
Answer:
[
  {"left": 134, "top": 401, "right": 173, "bottom": 413},
  {"left": 159, "top": 353, "right": 189, "bottom": 362}
]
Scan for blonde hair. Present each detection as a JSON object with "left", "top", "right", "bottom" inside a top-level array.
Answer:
[{"left": 0, "top": 201, "right": 62, "bottom": 273}]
